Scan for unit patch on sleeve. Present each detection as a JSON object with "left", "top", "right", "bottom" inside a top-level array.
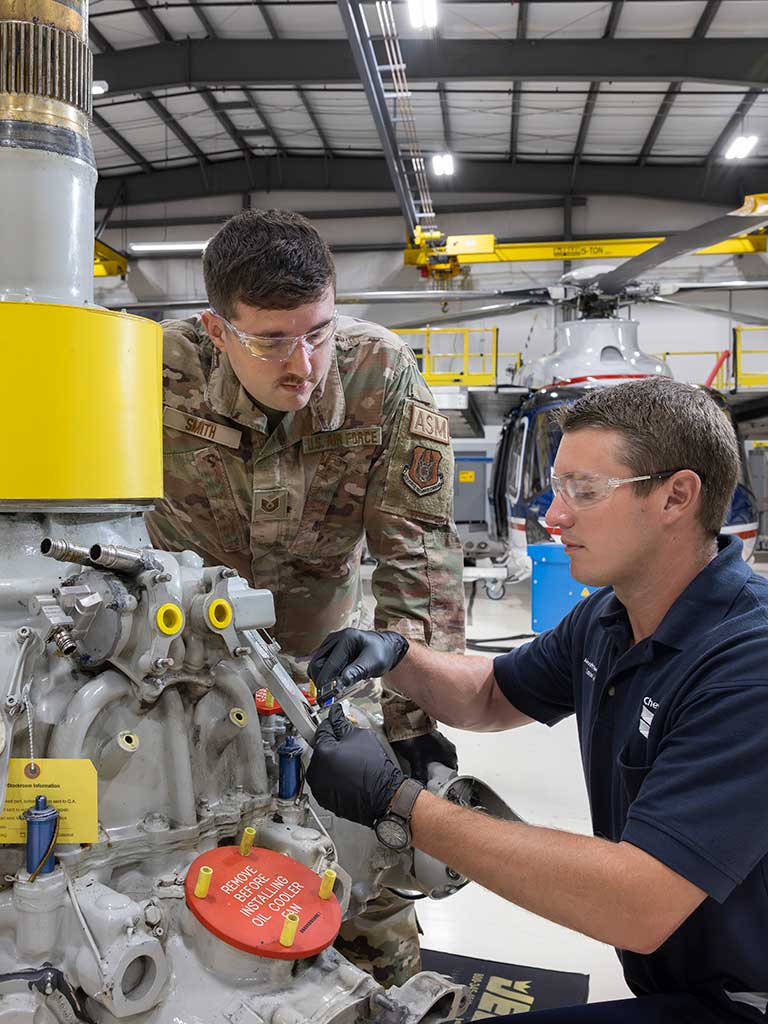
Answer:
[
  {"left": 403, "top": 446, "right": 444, "bottom": 497},
  {"left": 378, "top": 400, "right": 454, "bottom": 526},
  {"left": 409, "top": 404, "right": 449, "bottom": 445},
  {"left": 164, "top": 406, "right": 242, "bottom": 449}
]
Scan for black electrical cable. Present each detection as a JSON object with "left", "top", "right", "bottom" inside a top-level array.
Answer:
[
  {"left": 386, "top": 887, "right": 428, "bottom": 900},
  {"left": 468, "top": 634, "right": 536, "bottom": 643},
  {"left": 466, "top": 633, "right": 536, "bottom": 653},
  {"left": 466, "top": 643, "right": 527, "bottom": 653}
]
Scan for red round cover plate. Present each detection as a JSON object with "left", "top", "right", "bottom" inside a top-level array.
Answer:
[{"left": 185, "top": 845, "right": 341, "bottom": 959}]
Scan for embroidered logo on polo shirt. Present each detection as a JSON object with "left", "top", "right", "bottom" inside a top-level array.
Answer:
[
  {"left": 583, "top": 658, "right": 597, "bottom": 681},
  {"left": 639, "top": 695, "right": 659, "bottom": 738}
]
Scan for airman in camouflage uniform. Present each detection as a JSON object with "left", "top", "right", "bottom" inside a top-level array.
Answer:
[{"left": 144, "top": 209, "right": 466, "bottom": 986}]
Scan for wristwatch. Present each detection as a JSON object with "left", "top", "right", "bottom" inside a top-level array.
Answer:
[{"left": 374, "top": 778, "right": 423, "bottom": 851}]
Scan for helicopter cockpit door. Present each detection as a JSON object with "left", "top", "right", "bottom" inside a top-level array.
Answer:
[{"left": 487, "top": 415, "right": 527, "bottom": 544}]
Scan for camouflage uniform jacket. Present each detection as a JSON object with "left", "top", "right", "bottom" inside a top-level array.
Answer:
[{"left": 146, "top": 314, "right": 466, "bottom": 741}]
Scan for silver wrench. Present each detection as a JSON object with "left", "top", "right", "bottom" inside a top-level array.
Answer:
[{"left": 241, "top": 629, "right": 372, "bottom": 745}]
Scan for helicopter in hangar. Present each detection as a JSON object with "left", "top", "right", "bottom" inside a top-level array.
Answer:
[
  {"left": 488, "top": 370, "right": 762, "bottom": 589},
  {"left": 399, "top": 195, "right": 768, "bottom": 589}
]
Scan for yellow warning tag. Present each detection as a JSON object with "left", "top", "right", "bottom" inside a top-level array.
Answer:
[
  {"left": 754, "top": 441, "right": 768, "bottom": 448},
  {"left": 459, "top": 470, "right": 476, "bottom": 483},
  {"left": 580, "top": 587, "right": 590, "bottom": 597},
  {"left": 0, "top": 759, "right": 98, "bottom": 844}
]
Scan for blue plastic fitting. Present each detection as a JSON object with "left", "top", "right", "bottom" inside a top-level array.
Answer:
[
  {"left": 277, "top": 735, "right": 303, "bottom": 800},
  {"left": 23, "top": 795, "right": 58, "bottom": 875}
]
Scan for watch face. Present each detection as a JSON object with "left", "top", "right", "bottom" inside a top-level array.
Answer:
[{"left": 375, "top": 816, "right": 409, "bottom": 850}]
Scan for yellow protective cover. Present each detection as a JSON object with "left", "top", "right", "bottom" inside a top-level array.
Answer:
[{"left": 0, "top": 303, "right": 163, "bottom": 499}]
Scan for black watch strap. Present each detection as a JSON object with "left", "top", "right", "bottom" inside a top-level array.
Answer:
[{"left": 388, "top": 778, "right": 423, "bottom": 823}]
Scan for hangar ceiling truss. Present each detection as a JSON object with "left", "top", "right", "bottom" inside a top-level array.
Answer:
[{"left": 87, "top": 1, "right": 768, "bottom": 218}]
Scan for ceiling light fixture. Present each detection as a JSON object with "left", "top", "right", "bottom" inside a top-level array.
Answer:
[
  {"left": 407, "top": 0, "right": 437, "bottom": 29},
  {"left": 724, "top": 135, "right": 758, "bottom": 160},
  {"left": 431, "top": 152, "right": 454, "bottom": 176},
  {"left": 128, "top": 241, "right": 210, "bottom": 254},
  {"left": 92, "top": 80, "right": 109, "bottom": 96}
]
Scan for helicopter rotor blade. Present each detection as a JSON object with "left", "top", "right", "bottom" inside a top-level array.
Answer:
[
  {"left": 336, "top": 288, "right": 551, "bottom": 304},
  {"left": 391, "top": 298, "right": 554, "bottom": 329},
  {"left": 104, "top": 288, "right": 553, "bottom": 313},
  {"left": 660, "top": 279, "right": 768, "bottom": 296},
  {"left": 589, "top": 195, "right": 768, "bottom": 297},
  {"left": 649, "top": 296, "right": 768, "bottom": 327}
]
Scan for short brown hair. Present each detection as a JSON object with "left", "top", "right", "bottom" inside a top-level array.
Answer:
[
  {"left": 203, "top": 209, "right": 336, "bottom": 318},
  {"left": 556, "top": 377, "right": 740, "bottom": 536}
]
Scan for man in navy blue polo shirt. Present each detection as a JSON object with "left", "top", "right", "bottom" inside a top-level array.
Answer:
[{"left": 306, "top": 377, "right": 768, "bottom": 1022}]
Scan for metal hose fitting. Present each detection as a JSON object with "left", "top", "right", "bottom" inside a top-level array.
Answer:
[
  {"left": 48, "top": 625, "right": 77, "bottom": 657},
  {"left": 89, "top": 544, "right": 147, "bottom": 573},
  {"left": 40, "top": 538, "right": 94, "bottom": 566}
]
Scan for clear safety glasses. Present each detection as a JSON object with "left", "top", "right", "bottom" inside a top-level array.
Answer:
[
  {"left": 550, "top": 468, "right": 684, "bottom": 510},
  {"left": 209, "top": 309, "right": 338, "bottom": 363}
]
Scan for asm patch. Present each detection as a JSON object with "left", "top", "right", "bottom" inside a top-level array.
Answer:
[
  {"left": 409, "top": 404, "right": 450, "bottom": 445},
  {"left": 403, "top": 446, "right": 444, "bottom": 497}
]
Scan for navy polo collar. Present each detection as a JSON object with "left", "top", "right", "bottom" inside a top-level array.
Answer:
[{"left": 598, "top": 535, "right": 749, "bottom": 652}]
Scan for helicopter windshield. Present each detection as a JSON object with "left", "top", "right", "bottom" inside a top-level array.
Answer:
[
  {"left": 516, "top": 412, "right": 562, "bottom": 501},
  {"left": 506, "top": 418, "right": 528, "bottom": 503},
  {"left": 506, "top": 410, "right": 564, "bottom": 505}
]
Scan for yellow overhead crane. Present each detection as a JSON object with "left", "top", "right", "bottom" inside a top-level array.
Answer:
[
  {"left": 94, "top": 239, "right": 128, "bottom": 277},
  {"left": 405, "top": 226, "right": 768, "bottom": 280},
  {"left": 94, "top": 210, "right": 767, "bottom": 282}
]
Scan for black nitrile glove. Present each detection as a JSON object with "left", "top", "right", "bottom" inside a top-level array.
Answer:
[
  {"left": 391, "top": 731, "right": 458, "bottom": 785},
  {"left": 308, "top": 628, "right": 409, "bottom": 701},
  {"left": 307, "top": 704, "right": 405, "bottom": 828}
]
